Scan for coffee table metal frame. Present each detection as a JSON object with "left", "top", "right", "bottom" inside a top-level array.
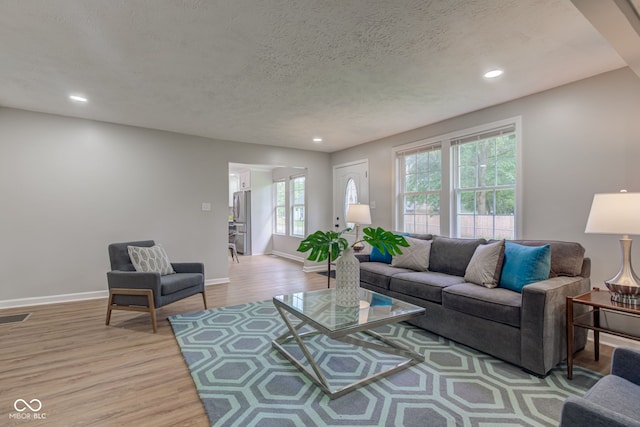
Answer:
[{"left": 272, "top": 289, "right": 425, "bottom": 399}]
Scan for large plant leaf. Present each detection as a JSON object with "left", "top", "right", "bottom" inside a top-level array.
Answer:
[
  {"left": 297, "top": 229, "right": 349, "bottom": 262},
  {"left": 361, "top": 226, "right": 409, "bottom": 256}
]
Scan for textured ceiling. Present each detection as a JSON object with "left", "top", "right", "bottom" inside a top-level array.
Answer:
[{"left": 0, "top": 0, "right": 628, "bottom": 152}]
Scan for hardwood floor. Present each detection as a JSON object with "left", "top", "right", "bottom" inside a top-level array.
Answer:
[{"left": 0, "top": 254, "right": 611, "bottom": 426}]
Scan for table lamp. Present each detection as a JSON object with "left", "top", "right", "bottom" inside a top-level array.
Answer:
[
  {"left": 585, "top": 191, "right": 640, "bottom": 304},
  {"left": 346, "top": 203, "right": 372, "bottom": 252}
]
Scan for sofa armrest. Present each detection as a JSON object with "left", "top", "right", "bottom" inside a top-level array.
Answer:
[
  {"left": 580, "top": 257, "right": 591, "bottom": 278},
  {"left": 171, "top": 262, "right": 205, "bottom": 274},
  {"left": 107, "top": 271, "right": 161, "bottom": 293},
  {"left": 520, "top": 275, "right": 591, "bottom": 375},
  {"left": 560, "top": 396, "right": 640, "bottom": 427},
  {"left": 611, "top": 347, "right": 640, "bottom": 385},
  {"left": 355, "top": 254, "right": 370, "bottom": 262}
]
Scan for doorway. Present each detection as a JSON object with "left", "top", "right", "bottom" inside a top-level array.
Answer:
[{"left": 333, "top": 160, "right": 369, "bottom": 237}]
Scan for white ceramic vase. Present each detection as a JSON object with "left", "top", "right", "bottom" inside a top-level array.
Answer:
[{"left": 335, "top": 246, "right": 360, "bottom": 307}]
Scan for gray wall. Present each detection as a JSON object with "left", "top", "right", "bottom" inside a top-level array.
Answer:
[
  {"left": 0, "top": 108, "right": 332, "bottom": 302},
  {"left": 331, "top": 67, "right": 640, "bottom": 286},
  {"left": 3, "top": 67, "right": 639, "bottom": 303}
]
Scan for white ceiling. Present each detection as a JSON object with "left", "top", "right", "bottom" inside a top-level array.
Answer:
[{"left": 0, "top": 0, "right": 634, "bottom": 153}]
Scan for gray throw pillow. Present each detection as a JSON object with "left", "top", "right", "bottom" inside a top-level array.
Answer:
[
  {"left": 464, "top": 239, "right": 505, "bottom": 288},
  {"left": 391, "top": 237, "right": 432, "bottom": 271},
  {"left": 128, "top": 245, "right": 175, "bottom": 275}
]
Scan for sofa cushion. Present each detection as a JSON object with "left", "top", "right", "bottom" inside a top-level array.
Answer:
[
  {"left": 128, "top": 244, "right": 175, "bottom": 275},
  {"left": 499, "top": 242, "right": 551, "bottom": 292},
  {"left": 443, "top": 283, "right": 522, "bottom": 328},
  {"left": 391, "top": 237, "right": 432, "bottom": 271},
  {"left": 160, "top": 273, "right": 203, "bottom": 295},
  {"left": 390, "top": 271, "right": 465, "bottom": 303},
  {"left": 464, "top": 240, "right": 505, "bottom": 288},
  {"left": 428, "top": 236, "right": 486, "bottom": 276},
  {"left": 360, "top": 263, "right": 413, "bottom": 290},
  {"left": 510, "top": 240, "right": 585, "bottom": 277}
]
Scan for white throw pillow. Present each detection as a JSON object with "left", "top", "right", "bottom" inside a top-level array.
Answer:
[
  {"left": 128, "top": 245, "right": 175, "bottom": 275},
  {"left": 464, "top": 240, "right": 505, "bottom": 288},
  {"left": 391, "top": 237, "right": 432, "bottom": 271}
]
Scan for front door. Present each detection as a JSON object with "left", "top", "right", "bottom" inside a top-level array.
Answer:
[{"left": 333, "top": 160, "right": 369, "bottom": 237}]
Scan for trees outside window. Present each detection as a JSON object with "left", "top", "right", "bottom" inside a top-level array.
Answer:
[
  {"left": 396, "top": 146, "right": 441, "bottom": 235},
  {"left": 453, "top": 126, "right": 516, "bottom": 239},
  {"left": 395, "top": 119, "right": 519, "bottom": 239}
]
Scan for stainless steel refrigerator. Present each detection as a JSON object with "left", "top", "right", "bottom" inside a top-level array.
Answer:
[{"left": 232, "top": 190, "right": 251, "bottom": 255}]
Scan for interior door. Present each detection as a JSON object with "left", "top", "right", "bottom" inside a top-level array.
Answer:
[{"left": 333, "top": 160, "right": 369, "bottom": 234}]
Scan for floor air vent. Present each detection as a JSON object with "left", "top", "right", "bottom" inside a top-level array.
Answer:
[{"left": 0, "top": 313, "right": 31, "bottom": 324}]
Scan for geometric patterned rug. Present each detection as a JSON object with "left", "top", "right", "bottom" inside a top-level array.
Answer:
[{"left": 169, "top": 301, "right": 600, "bottom": 427}]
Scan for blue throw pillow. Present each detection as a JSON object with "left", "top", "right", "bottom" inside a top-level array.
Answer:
[
  {"left": 370, "top": 246, "right": 392, "bottom": 263},
  {"left": 499, "top": 242, "right": 551, "bottom": 292},
  {"left": 369, "top": 233, "right": 409, "bottom": 264}
]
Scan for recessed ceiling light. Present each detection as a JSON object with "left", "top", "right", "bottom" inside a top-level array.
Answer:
[
  {"left": 483, "top": 69, "right": 503, "bottom": 79},
  {"left": 69, "top": 94, "right": 88, "bottom": 103},
  {"left": 312, "top": 137, "right": 323, "bottom": 143}
]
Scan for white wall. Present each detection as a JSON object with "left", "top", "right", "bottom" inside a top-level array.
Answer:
[
  {"left": 331, "top": 67, "right": 640, "bottom": 287},
  {"left": 0, "top": 108, "right": 332, "bottom": 304},
  {"left": 249, "top": 169, "right": 274, "bottom": 255}
]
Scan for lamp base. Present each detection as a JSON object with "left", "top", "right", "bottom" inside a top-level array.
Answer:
[
  {"left": 352, "top": 242, "right": 365, "bottom": 252},
  {"left": 605, "top": 236, "right": 640, "bottom": 305},
  {"left": 606, "top": 281, "right": 640, "bottom": 305}
]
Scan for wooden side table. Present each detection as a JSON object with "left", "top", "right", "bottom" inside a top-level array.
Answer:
[{"left": 566, "top": 287, "right": 640, "bottom": 379}]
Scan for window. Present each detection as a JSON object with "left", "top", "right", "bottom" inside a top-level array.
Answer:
[
  {"left": 395, "top": 118, "right": 519, "bottom": 239},
  {"left": 290, "top": 175, "right": 306, "bottom": 237},
  {"left": 396, "top": 145, "right": 442, "bottom": 235},
  {"left": 344, "top": 178, "right": 359, "bottom": 228},
  {"left": 274, "top": 180, "right": 286, "bottom": 235},
  {"left": 452, "top": 124, "right": 516, "bottom": 239}
]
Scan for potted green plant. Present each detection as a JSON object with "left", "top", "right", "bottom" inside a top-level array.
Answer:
[
  {"left": 297, "top": 227, "right": 409, "bottom": 303},
  {"left": 297, "top": 226, "right": 408, "bottom": 263}
]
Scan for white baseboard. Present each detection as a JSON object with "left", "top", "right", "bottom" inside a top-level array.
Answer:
[
  {"left": 271, "top": 251, "right": 305, "bottom": 264},
  {"left": 588, "top": 332, "right": 640, "bottom": 350},
  {"left": 0, "top": 290, "right": 108, "bottom": 309},
  {"left": 206, "top": 278, "right": 229, "bottom": 286},
  {"left": 0, "top": 278, "right": 230, "bottom": 309},
  {"left": 302, "top": 265, "right": 328, "bottom": 273}
]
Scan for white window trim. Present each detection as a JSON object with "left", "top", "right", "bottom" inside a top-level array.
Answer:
[
  {"left": 392, "top": 116, "right": 522, "bottom": 238},
  {"left": 289, "top": 174, "right": 307, "bottom": 238},
  {"left": 273, "top": 179, "right": 286, "bottom": 236}
]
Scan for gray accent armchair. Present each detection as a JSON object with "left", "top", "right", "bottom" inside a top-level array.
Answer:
[
  {"left": 559, "top": 346, "right": 640, "bottom": 427},
  {"left": 106, "top": 240, "right": 207, "bottom": 332}
]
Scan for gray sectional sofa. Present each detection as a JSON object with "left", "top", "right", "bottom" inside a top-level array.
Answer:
[{"left": 358, "top": 234, "right": 591, "bottom": 376}]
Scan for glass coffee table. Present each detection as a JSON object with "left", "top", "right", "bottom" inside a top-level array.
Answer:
[{"left": 272, "top": 288, "right": 425, "bottom": 399}]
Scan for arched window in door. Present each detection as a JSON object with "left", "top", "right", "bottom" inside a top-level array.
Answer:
[{"left": 344, "top": 178, "right": 358, "bottom": 228}]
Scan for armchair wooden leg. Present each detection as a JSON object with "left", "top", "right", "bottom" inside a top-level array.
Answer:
[
  {"left": 202, "top": 289, "right": 208, "bottom": 310},
  {"left": 105, "top": 292, "right": 114, "bottom": 326},
  {"left": 148, "top": 298, "right": 158, "bottom": 333},
  {"left": 106, "top": 288, "right": 158, "bottom": 333}
]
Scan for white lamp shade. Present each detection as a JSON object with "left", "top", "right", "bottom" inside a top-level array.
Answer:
[
  {"left": 346, "top": 204, "right": 372, "bottom": 225},
  {"left": 585, "top": 192, "right": 640, "bottom": 235}
]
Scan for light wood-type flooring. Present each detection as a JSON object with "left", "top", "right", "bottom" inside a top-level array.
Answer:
[{"left": 0, "top": 254, "right": 612, "bottom": 426}]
